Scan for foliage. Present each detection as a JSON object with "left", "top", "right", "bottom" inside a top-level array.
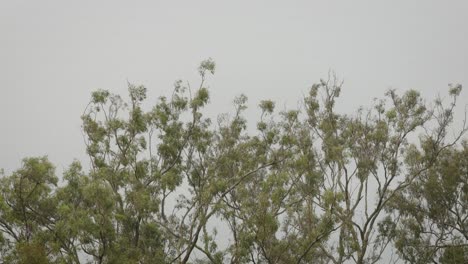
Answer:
[
  {"left": 0, "top": 61, "right": 466, "bottom": 263},
  {"left": 388, "top": 142, "right": 468, "bottom": 263}
]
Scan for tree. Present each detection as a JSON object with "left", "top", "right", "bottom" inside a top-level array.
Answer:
[
  {"left": 388, "top": 142, "right": 468, "bottom": 263},
  {"left": 0, "top": 157, "right": 58, "bottom": 263},
  {"left": 214, "top": 75, "right": 466, "bottom": 264},
  {"left": 295, "top": 78, "right": 467, "bottom": 264},
  {"left": 0, "top": 60, "right": 466, "bottom": 263}
]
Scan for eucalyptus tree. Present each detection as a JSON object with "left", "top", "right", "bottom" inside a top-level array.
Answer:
[
  {"left": 215, "top": 77, "right": 466, "bottom": 264},
  {"left": 217, "top": 99, "right": 336, "bottom": 264},
  {"left": 75, "top": 59, "right": 223, "bottom": 263},
  {"left": 387, "top": 142, "right": 468, "bottom": 263},
  {"left": 0, "top": 157, "right": 60, "bottom": 263},
  {"left": 75, "top": 58, "right": 291, "bottom": 263},
  {"left": 1, "top": 60, "right": 467, "bottom": 264},
  {"left": 298, "top": 77, "right": 466, "bottom": 264}
]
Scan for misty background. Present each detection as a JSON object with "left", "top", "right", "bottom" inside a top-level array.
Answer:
[{"left": 1, "top": 0, "right": 468, "bottom": 177}]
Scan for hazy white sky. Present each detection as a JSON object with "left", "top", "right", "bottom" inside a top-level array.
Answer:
[{"left": 1, "top": 0, "right": 468, "bottom": 174}]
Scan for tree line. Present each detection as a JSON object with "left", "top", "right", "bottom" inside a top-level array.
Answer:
[{"left": 1, "top": 60, "right": 467, "bottom": 263}]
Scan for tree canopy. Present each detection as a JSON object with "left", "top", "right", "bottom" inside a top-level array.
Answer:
[{"left": 1, "top": 60, "right": 467, "bottom": 263}]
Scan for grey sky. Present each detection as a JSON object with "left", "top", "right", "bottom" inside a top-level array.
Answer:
[{"left": 1, "top": 0, "right": 468, "bottom": 174}]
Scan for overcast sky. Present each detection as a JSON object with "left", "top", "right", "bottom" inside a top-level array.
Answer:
[{"left": 1, "top": 0, "right": 468, "bottom": 174}]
